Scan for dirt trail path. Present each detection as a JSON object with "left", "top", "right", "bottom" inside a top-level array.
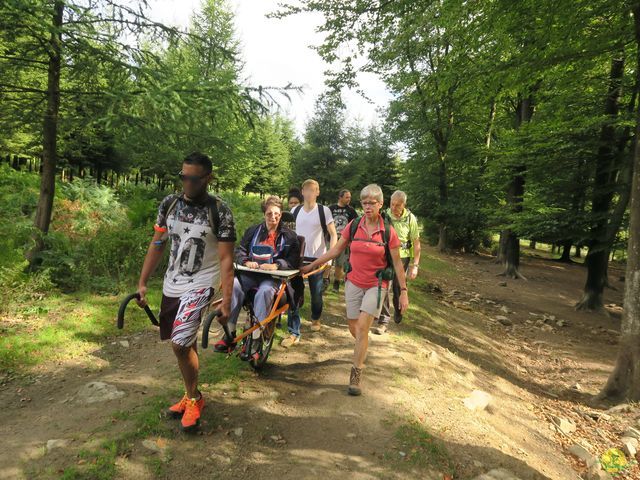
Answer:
[{"left": 2, "top": 248, "right": 621, "bottom": 480}]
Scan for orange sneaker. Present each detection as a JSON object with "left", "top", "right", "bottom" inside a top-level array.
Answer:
[
  {"left": 181, "top": 395, "right": 205, "bottom": 432},
  {"left": 167, "top": 393, "right": 188, "bottom": 419}
]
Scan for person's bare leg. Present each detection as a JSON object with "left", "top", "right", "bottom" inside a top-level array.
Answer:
[
  {"left": 352, "top": 312, "right": 374, "bottom": 368},
  {"left": 348, "top": 312, "right": 373, "bottom": 395},
  {"left": 348, "top": 318, "right": 357, "bottom": 339},
  {"left": 173, "top": 342, "right": 199, "bottom": 398}
]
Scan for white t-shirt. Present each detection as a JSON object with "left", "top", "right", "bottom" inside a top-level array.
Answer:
[
  {"left": 155, "top": 195, "right": 236, "bottom": 297},
  {"left": 294, "top": 204, "right": 334, "bottom": 259}
]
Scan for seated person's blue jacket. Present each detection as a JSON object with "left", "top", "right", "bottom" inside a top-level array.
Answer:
[{"left": 235, "top": 222, "right": 301, "bottom": 271}]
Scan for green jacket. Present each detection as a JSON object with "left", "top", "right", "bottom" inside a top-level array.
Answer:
[{"left": 385, "top": 208, "right": 420, "bottom": 258}]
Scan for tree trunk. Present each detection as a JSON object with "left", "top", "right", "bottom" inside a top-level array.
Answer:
[
  {"left": 499, "top": 92, "right": 534, "bottom": 277},
  {"left": 495, "top": 231, "right": 507, "bottom": 263},
  {"left": 577, "top": 248, "right": 609, "bottom": 310},
  {"left": 437, "top": 225, "right": 448, "bottom": 252},
  {"left": 599, "top": 5, "right": 640, "bottom": 401},
  {"left": 437, "top": 154, "right": 448, "bottom": 252},
  {"left": 529, "top": 240, "right": 536, "bottom": 249},
  {"left": 26, "top": 1, "right": 63, "bottom": 267},
  {"left": 558, "top": 240, "right": 573, "bottom": 263},
  {"left": 577, "top": 55, "right": 625, "bottom": 311},
  {"left": 500, "top": 168, "right": 526, "bottom": 279},
  {"left": 574, "top": 246, "right": 582, "bottom": 258}
]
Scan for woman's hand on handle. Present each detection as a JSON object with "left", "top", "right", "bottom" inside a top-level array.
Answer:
[
  {"left": 300, "top": 263, "right": 315, "bottom": 276},
  {"left": 301, "top": 236, "right": 349, "bottom": 276}
]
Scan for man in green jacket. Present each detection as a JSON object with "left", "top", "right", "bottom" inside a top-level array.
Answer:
[{"left": 372, "top": 190, "right": 421, "bottom": 334}]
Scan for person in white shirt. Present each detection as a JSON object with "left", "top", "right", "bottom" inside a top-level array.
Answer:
[{"left": 281, "top": 179, "right": 338, "bottom": 347}]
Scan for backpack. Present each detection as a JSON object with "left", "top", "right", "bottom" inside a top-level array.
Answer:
[
  {"left": 292, "top": 204, "right": 330, "bottom": 243},
  {"left": 165, "top": 193, "right": 222, "bottom": 236}
]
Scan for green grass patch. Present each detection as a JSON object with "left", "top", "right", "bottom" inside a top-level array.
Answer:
[
  {"left": 0, "top": 280, "right": 163, "bottom": 374},
  {"left": 419, "top": 252, "right": 449, "bottom": 275},
  {"left": 386, "top": 420, "right": 456, "bottom": 475},
  {"left": 200, "top": 350, "right": 250, "bottom": 388}
]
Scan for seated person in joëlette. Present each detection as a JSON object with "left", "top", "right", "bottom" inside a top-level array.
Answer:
[{"left": 214, "top": 195, "right": 301, "bottom": 355}]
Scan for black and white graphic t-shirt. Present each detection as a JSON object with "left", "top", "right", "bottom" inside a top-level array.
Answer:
[
  {"left": 329, "top": 204, "right": 357, "bottom": 236},
  {"left": 155, "top": 195, "right": 235, "bottom": 298}
]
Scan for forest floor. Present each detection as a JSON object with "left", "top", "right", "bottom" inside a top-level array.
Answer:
[{"left": 0, "top": 245, "right": 637, "bottom": 480}]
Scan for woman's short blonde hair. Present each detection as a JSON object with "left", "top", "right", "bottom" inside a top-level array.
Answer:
[{"left": 360, "top": 184, "right": 384, "bottom": 204}]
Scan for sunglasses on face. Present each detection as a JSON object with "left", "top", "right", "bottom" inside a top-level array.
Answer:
[{"left": 178, "top": 172, "right": 208, "bottom": 183}]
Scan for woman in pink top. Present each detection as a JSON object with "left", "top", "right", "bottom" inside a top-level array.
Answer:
[{"left": 302, "top": 184, "right": 409, "bottom": 396}]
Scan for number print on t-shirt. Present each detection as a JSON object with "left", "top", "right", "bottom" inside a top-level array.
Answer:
[{"left": 178, "top": 237, "right": 206, "bottom": 276}]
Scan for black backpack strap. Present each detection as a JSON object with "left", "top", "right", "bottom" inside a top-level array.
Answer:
[
  {"left": 382, "top": 217, "right": 393, "bottom": 268},
  {"left": 163, "top": 194, "right": 182, "bottom": 232},
  {"left": 350, "top": 216, "right": 360, "bottom": 241},
  {"left": 206, "top": 194, "right": 221, "bottom": 238},
  {"left": 318, "top": 204, "right": 329, "bottom": 241},
  {"left": 165, "top": 194, "right": 181, "bottom": 218},
  {"left": 292, "top": 205, "right": 301, "bottom": 221}
]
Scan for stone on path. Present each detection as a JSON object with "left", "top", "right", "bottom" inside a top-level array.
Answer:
[
  {"left": 568, "top": 443, "right": 598, "bottom": 468},
  {"left": 621, "top": 436, "right": 638, "bottom": 457},
  {"left": 550, "top": 415, "right": 576, "bottom": 435},
  {"left": 75, "top": 381, "right": 125, "bottom": 404},
  {"left": 142, "top": 438, "right": 168, "bottom": 458},
  {"left": 463, "top": 390, "right": 492, "bottom": 412},
  {"left": 623, "top": 426, "right": 640, "bottom": 440},
  {"left": 46, "top": 439, "right": 69, "bottom": 452},
  {"left": 427, "top": 351, "right": 441, "bottom": 364},
  {"left": 474, "top": 468, "right": 521, "bottom": 480}
]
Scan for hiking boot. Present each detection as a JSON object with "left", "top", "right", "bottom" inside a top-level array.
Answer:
[
  {"left": 394, "top": 310, "right": 403, "bottom": 324},
  {"left": 167, "top": 393, "right": 188, "bottom": 419},
  {"left": 371, "top": 324, "right": 387, "bottom": 335},
  {"left": 214, "top": 331, "right": 237, "bottom": 353},
  {"left": 333, "top": 280, "right": 340, "bottom": 293},
  {"left": 348, "top": 366, "right": 363, "bottom": 396},
  {"left": 310, "top": 320, "right": 322, "bottom": 332},
  {"left": 280, "top": 335, "right": 300, "bottom": 348},
  {"left": 181, "top": 395, "right": 204, "bottom": 432}
]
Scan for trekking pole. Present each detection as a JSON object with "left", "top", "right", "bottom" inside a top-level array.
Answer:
[{"left": 117, "top": 293, "right": 159, "bottom": 329}]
